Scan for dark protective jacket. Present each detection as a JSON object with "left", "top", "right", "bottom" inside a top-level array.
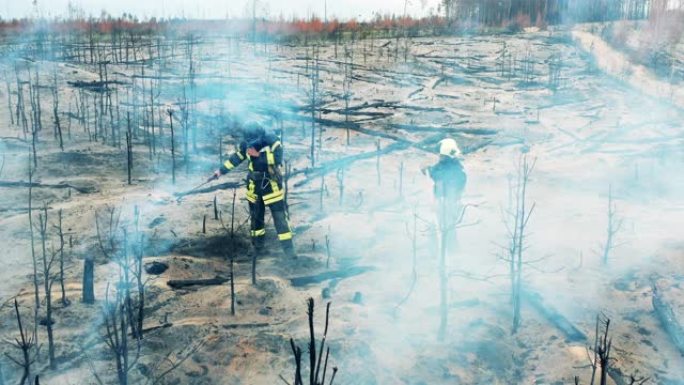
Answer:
[
  {"left": 219, "top": 131, "right": 285, "bottom": 206},
  {"left": 428, "top": 157, "right": 467, "bottom": 200}
]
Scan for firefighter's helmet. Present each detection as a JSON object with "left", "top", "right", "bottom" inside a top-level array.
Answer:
[
  {"left": 242, "top": 121, "right": 265, "bottom": 142},
  {"left": 439, "top": 138, "right": 461, "bottom": 159}
]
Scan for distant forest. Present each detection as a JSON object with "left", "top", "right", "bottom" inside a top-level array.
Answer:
[{"left": 0, "top": 0, "right": 680, "bottom": 40}]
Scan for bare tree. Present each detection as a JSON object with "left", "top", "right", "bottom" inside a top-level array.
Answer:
[
  {"left": 102, "top": 283, "right": 140, "bottom": 385},
  {"left": 601, "top": 185, "right": 623, "bottom": 265},
  {"left": 82, "top": 255, "right": 96, "bottom": 304},
  {"left": 126, "top": 112, "right": 133, "bottom": 185},
  {"left": 51, "top": 69, "right": 64, "bottom": 151},
  {"left": 37, "top": 205, "right": 58, "bottom": 369},
  {"left": 55, "top": 209, "right": 70, "bottom": 306},
  {"left": 288, "top": 298, "right": 338, "bottom": 385},
  {"left": 501, "top": 154, "right": 536, "bottom": 334},
  {"left": 168, "top": 109, "right": 176, "bottom": 185},
  {"left": 6, "top": 299, "right": 37, "bottom": 385}
]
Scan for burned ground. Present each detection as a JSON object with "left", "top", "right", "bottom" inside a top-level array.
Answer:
[{"left": 0, "top": 24, "right": 683, "bottom": 385}]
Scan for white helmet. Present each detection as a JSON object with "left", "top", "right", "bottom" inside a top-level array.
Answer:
[{"left": 439, "top": 138, "right": 461, "bottom": 158}]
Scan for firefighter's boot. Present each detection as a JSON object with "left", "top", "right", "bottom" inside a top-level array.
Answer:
[{"left": 282, "top": 239, "right": 297, "bottom": 258}]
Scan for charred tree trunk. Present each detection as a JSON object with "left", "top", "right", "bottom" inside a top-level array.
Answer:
[
  {"left": 126, "top": 113, "right": 133, "bottom": 185},
  {"left": 169, "top": 110, "right": 176, "bottom": 185},
  {"left": 56, "top": 209, "right": 69, "bottom": 306},
  {"left": 82, "top": 256, "right": 95, "bottom": 304}
]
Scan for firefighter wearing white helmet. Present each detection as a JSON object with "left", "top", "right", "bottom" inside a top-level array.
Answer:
[
  {"left": 439, "top": 138, "right": 461, "bottom": 159},
  {"left": 422, "top": 138, "right": 467, "bottom": 252},
  {"left": 424, "top": 138, "right": 466, "bottom": 200}
]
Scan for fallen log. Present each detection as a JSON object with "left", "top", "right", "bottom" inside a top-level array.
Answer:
[
  {"left": 0, "top": 180, "right": 96, "bottom": 194},
  {"left": 389, "top": 123, "right": 497, "bottom": 136},
  {"left": 130, "top": 322, "right": 173, "bottom": 336},
  {"left": 222, "top": 322, "right": 278, "bottom": 329},
  {"left": 0, "top": 206, "right": 53, "bottom": 214},
  {"left": 67, "top": 80, "right": 126, "bottom": 92},
  {"left": 290, "top": 266, "right": 375, "bottom": 287},
  {"left": 521, "top": 288, "right": 587, "bottom": 342},
  {"left": 651, "top": 282, "right": 684, "bottom": 356},
  {"left": 292, "top": 133, "right": 446, "bottom": 188},
  {"left": 167, "top": 276, "right": 230, "bottom": 289}
]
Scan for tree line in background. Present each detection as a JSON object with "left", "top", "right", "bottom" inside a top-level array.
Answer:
[
  {"left": 0, "top": 0, "right": 681, "bottom": 43},
  {"left": 442, "top": 0, "right": 654, "bottom": 27}
]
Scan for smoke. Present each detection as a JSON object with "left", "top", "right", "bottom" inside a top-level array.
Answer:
[{"left": 0, "top": 8, "right": 683, "bottom": 384}]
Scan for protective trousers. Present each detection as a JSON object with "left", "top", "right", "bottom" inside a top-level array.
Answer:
[{"left": 246, "top": 173, "right": 294, "bottom": 255}]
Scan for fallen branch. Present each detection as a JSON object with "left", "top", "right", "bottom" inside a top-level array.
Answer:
[
  {"left": 292, "top": 133, "right": 447, "bottom": 188},
  {"left": 167, "top": 276, "right": 230, "bottom": 289},
  {"left": 522, "top": 287, "right": 587, "bottom": 342},
  {"left": 129, "top": 323, "right": 172, "bottom": 336},
  {"left": 0, "top": 180, "right": 96, "bottom": 194},
  {"left": 222, "top": 322, "right": 279, "bottom": 330},
  {"left": 67, "top": 80, "right": 126, "bottom": 92},
  {"left": 389, "top": 123, "right": 497, "bottom": 136},
  {"left": 651, "top": 281, "right": 684, "bottom": 356},
  {"left": 290, "top": 266, "right": 375, "bottom": 287}
]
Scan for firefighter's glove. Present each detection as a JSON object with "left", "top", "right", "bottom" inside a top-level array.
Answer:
[{"left": 208, "top": 170, "right": 221, "bottom": 182}]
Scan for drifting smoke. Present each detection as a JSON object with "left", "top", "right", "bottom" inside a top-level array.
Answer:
[{"left": 0, "top": 3, "right": 683, "bottom": 384}]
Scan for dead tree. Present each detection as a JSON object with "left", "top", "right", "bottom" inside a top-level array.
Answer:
[
  {"left": 396, "top": 211, "right": 419, "bottom": 309},
  {"left": 82, "top": 255, "right": 96, "bottom": 304},
  {"left": 398, "top": 162, "right": 404, "bottom": 198},
  {"left": 126, "top": 112, "right": 133, "bottom": 185},
  {"left": 288, "top": 299, "right": 338, "bottom": 385},
  {"left": 5, "top": 69, "right": 14, "bottom": 126},
  {"left": 583, "top": 315, "right": 613, "bottom": 385},
  {"left": 51, "top": 69, "right": 64, "bottom": 151},
  {"left": 218, "top": 188, "right": 239, "bottom": 307},
  {"left": 375, "top": 140, "right": 382, "bottom": 186},
  {"left": 55, "top": 209, "right": 70, "bottom": 306},
  {"left": 342, "top": 47, "right": 353, "bottom": 145},
  {"left": 502, "top": 155, "right": 536, "bottom": 335},
  {"left": 38, "top": 206, "right": 58, "bottom": 369},
  {"left": 309, "top": 46, "right": 320, "bottom": 168},
  {"left": 601, "top": 185, "right": 623, "bottom": 265},
  {"left": 27, "top": 151, "right": 40, "bottom": 320},
  {"left": 102, "top": 283, "right": 140, "bottom": 385},
  {"left": 168, "top": 109, "right": 176, "bottom": 185},
  {"left": 132, "top": 207, "right": 146, "bottom": 338},
  {"left": 335, "top": 168, "right": 344, "bottom": 205},
  {"left": 97, "top": 208, "right": 145, "bottom": 341},
  {"left": 7, "top": 299, "right": 37, "bottom": 385}
]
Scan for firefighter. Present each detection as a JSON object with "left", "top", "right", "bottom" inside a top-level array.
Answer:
[
  {"left": 209, "top": 122, "right": 296, "bottom": 258},
  {"left": 423, "top": 138, "right": 467, "bottom": 251}
]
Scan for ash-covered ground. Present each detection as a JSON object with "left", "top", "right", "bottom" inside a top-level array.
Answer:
[{"left": 0, "top": 24, "right": 683, "bottom": 384}]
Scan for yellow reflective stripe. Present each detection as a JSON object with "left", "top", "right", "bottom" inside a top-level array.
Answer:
[
  {"left": 271, "top": 141, "right": 281, "bottom": 151},
  {"left": 251, "top": 229, "right": 266, "bottom": 237},
  {"left": 278, "top": 232, "right": 293, "bottom": 241},
  {"left": 264, "top": 195, "right": 284, "bottom": 205},
  {"left": 248, "top": 161, "right": 254, "bottom": 171},
  {"left": 246, "top": 181, "right": 258, "bottom": 203},
  {"left": 223, "top": 159, "right": 235, "bottom": 170},
  {"left": 263, "top": 189, "right": 284, "bottom": 202},
  {"left": 236, "top": 150, "right": 245, "bottom": 160},
  {"left": 266, "top": 150, "right": 275, "bottom": 166}
]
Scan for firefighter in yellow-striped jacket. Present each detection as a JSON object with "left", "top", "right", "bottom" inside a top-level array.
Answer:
[{"left": 209, "top": 122, "right": 296, "bottom": 257}]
